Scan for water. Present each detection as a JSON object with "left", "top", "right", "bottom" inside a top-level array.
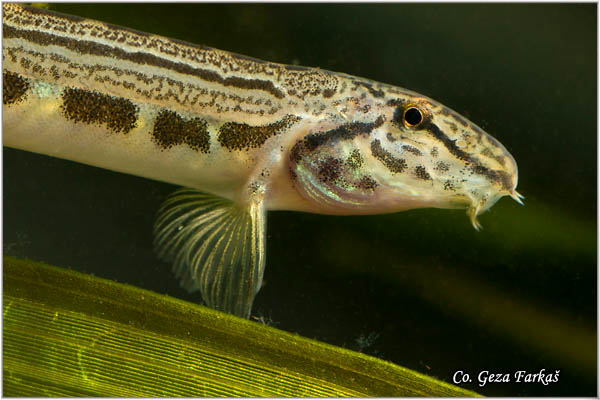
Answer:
[{"left": 3, "top": 3, "right": 596, "bottom": 396}]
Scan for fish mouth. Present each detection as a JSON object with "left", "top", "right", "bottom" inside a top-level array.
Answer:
[{"left": 467, "top": 189, "right": 524, "bottom": 230}]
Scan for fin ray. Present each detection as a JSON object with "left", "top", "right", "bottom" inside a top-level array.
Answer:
[{"left": 154, "top": 188, "right": 266, "bottom": 318}]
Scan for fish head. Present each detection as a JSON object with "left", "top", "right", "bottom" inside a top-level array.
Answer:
[{"left": 289, "top": 85, "right": 521, "bottom": 228}]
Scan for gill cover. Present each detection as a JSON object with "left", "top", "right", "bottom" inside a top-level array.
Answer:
[{"left": 289, "top": 117, "right": 385, "bottom": 212}]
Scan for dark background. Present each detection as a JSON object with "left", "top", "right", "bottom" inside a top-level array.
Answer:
[{"left": 3, "top": 4, "right": 596, "bottom": 396}]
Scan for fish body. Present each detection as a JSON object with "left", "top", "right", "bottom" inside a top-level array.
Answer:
[{"left": 2, "top": 4, "right": 521, "bottom": 317}]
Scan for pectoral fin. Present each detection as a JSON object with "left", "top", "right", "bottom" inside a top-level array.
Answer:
[{"left": 153, "top": 188, "right": 266, "bottom": 319}]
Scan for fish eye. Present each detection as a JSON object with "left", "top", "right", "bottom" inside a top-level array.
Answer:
[{"left": 404, "top": 107, "right": 424, "bottom": 127}]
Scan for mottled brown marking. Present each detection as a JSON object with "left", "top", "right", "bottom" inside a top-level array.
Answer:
[
  {"left": 3, "top": 71, "right": 29, "bottom": 105},
  {"left": 357, "top": 175, "right": 378, "bottom": 190},
  {"left": 19, "top": 57, "right": 32, "bottom": 70},
  {"left": 434, "top": 161, "right": 450, "bottom": 172},
  {"left": 481, "top": 148, "right": 507, "bottom": 167},
  {"left": 31, "top": 63, "right": 46, "bottom": 76},
  {"left": 495, "top": 155, "right": 507, "bottom": 167},
  {"left": 317, "top": 157, "right": 343, "bottom": 183},
  {"left": 346, "top": 149, "right": 364, "bottom": 170},
  {"left": 471, "top": 165, "right": 512, "bottom": 190},
  {"left": 6, "top": 47, "right": 18, "bottom": 63},
  {"left": 403, "top": 145, "right": 422, "bottom": 156},
  {"left": 290, "top": 116, "right": 385, "bottom": 164},
  {"left": 430, "top": 147, "right": 439, "bottom": 158},
  {"left": 443, "top": 180, "right": 457, "bottom": 191},
  {"left": 60, "top": 87, "right": 137, "bottom": 134},
  {"left": 322, "top": 88, "right": 335, "bottom": 98},
  {"left": 370, "top": 139, "right": 407, "bottom": 173},
  {"left": 218, "top": 115, "right": 300, "bottom": 151},
  {"left": 281, "top": 69, "right": 338, "bottom": 100},
  {"left": 3, "top": 24, "right": 285, "bottom": 99},
  {"left": 386, "top": 98, "right": 410, "bottom": 108},
  {"left": 386, "top": 132, "right": 397, "bottom": 143},
  {"left": 481, "top": 148, "right": 494, "bottom": 158},
  {"left": 454, "top": 113, "right": 469, "bottom": 127},
  {"left": 50, "top": 64, "right": 61, "bottom": 80},
  {"left": 353, "top": 80, "right": 384, "bottom": 98},
  {"left": 152, "top": 110, "right": 210, "bottom": 153},
  {"left": 387, "top": 98, "right": 411, "bottom": 129},
  {"left": 426, "top": 122, "right": 471, "bottom": 162},
  {"left": 426, "top": 123, "right": 512, "bottom": 189},
  {"left": 471, "top": 123, "right": 485, "bottom": 138},
  {"left": 415, "top": 165, "right": 432, "bottom": 180},
  {"left": 357, "top": 104, "right": 371, "bottom": 114}
]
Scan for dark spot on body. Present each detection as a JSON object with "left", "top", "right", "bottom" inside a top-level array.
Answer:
[
  {"left": 357, "top": 175, "right": 378, "bottom": 190},
  {"left": 430, "top": 147, "right": 438, "bottom": 158},
  {"left": 317, "top": 156, "right": 343, "bottom": 183},
  {"left": 60, "top": 87, "right": 138, "bottom": 134},
  {"left": 152, "top": 110, "right": 209, "bottom": 153},
  {"left": 3, "top": 71, "right": 29, "bottom": 105},
  {"left": 346, "top": 149, "right": 363, "bottom": 169},
  {"left": 19, "top": 57, "right": 32, "bottom": 70},
  {"left": 386, "top": 132, "right": 397, "bottom": 142},
  {"left": 50, "top": 65, "right": 61, "bottom": 80},
  {"left": 415, "top": 165, "right": 432, "bottom": 180},
  {"left": 444, "top": 180, "right": 457, "bottom": 191},
  {"left": 322, "top": 88, "right": 335, "bottom": 98},
  {"left": 218, "top": 114, "right": 301, "bottom": 151},
  {"left": 6, "top": 48, "right": 18, "bottom": 63},
  {"left": 402, "top": 145, "right": 422, "bottom": 156},
  {"left": 31, "top": 63, "right": 46, "bottom": 76},
  {"left": 357, "top": 104, "right": 371, "bottom": 113},
  {"left": 370, "top": 139, "right": 407, "bottom": 173},
  {"left": 247, "top": 181, "right": 261, "bottom": 195}
]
